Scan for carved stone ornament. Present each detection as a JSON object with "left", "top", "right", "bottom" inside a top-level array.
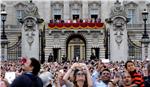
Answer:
[
  {"left": 24, "top": 1, "right": 39, "bottom": 18},
  {"left": 113, "top": 18, "right": 125, "bottom": 47},
  {"left": 24, "top": 18, "right": 36, "bottom": 31},
  {"left": 115, "top": 35, "right": 122, "bottom": 47},
  {"left": 24, "top": 17, "right": 36, "bottom": 49},
  {"left": 110, "top": 0, "right": 126, "bottom": 17}
]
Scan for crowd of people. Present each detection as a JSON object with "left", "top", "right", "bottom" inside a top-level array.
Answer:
[
  {"left": 0, "top": 57, "right": 150, "bottom": 87},
  {"left": 49, "top": 18, "right": 101, "bottom": 24}
]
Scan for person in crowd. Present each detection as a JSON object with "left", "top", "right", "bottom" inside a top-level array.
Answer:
[
  {"left": 90, "top": 53, "right": 96, "bottom": 60},
  {"left": 144, "top": 62, "right": 150, "bottom": 87},
  {"left": 0, "top": 79, "right": 9, "bottom": 87},
  {"left": 48, "top": 53, "right": 53, "bottom": 62},
  {"left": 92, "top": 60, "right": 105, "bottom": 82},
  {"left": 10, "top": 57, "right": 43, "bottom": 87},
  {"left": 53, "top": 69, "right": 66, "bottom": 87},
  {"left": 39, "top": 71, "right": 53, "bottom": 87},
  {"left": 63, "top": 63, "right": 93, "bottom": 87},
  {"left": 120, "top": 71, "right": 138, "bottom": 87},
  {"left": 125, "top": 60, "right": 144, "bottom": 87},
  {"left": 94, "top": 68, "right": 119, "bottom": 87}
]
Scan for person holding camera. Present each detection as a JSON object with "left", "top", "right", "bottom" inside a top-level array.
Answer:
[{"left": 63, "top": 63, "right": 93, "bottom": 87}]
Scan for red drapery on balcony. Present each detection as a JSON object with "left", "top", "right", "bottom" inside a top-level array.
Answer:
[{"left": 48, "top": 22, "right": 105, "bottom": 29}]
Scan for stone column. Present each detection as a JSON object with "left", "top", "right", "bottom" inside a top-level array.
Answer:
[
  {"left": 106, "top": 0, "right": 128, "bottom": 61},
  {"left": 82, "top": 0, "right": 88, "bottom": 18},
  {"left": 22, "top": 17, "right": 39, "bottom": 59},
  {"left": 109, "top": 18, "right": 128, "bottom": 61},
  {"left": 141, "top": 39, "right": 150, "bottom": 60},
  {"left": 20, "top": 1, "right": 43, "bottom": 60},
  {"left": 64, "top": 0, "right": 70, "bottom": 21},
  {"left": 1, "top": 42, "right": 8, "bottom": 61}
]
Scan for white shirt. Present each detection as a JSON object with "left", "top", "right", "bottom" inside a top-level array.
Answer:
[{"left": 94, "top": 80, "right": 108, "bottom": 87}]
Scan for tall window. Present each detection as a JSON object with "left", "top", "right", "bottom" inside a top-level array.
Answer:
[
  {"left": 128, "top": 9, "right": 136, "bottom": 24},
  {"left": 16, "top": 10, "right": 24, "bottom": 19},
  {"left": 53, "top": 9, "right": 62, "bottom": 20},
  {"left": 16, "top": 10, "right": 24, "bottom": 24},
  {"left": 52, "top": 3, "right": 63, "bottom": 20},
  {"left": 70, "top": 2, "right": 81, "bottom": 20},
  {"left": 89, "top": 2, "right": 100, "bottom": 20}
]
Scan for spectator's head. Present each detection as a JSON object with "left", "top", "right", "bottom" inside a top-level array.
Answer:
[
  {"left": 125, "top": 61, "right": 136, "bottom": 72},
  {"left": 73, "top": 69, "right": 87, "bottom": 87},
  {"left": 100, "top": 69, "right": 111, "bottom": 83},
  {"left": 0, "top": 79, "right": 9, "bottom": 87},
  {"left": 22, "top": 57, "right": 41, "bottom": 75},
  {"left": 121, "top": 71, "right": 132, "bottom": 86}
]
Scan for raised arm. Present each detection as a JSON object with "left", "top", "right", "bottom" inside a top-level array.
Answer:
[
  {"left": 81, "top": 63, "right": 93, "bottom": 87},
  {"left": 63, "top": 63, "right": 78, "bottom": 82}
]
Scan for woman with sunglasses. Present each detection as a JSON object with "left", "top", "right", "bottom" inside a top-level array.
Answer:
[{"left": 63, "top": 63, "right": 93, "bottom": 87}]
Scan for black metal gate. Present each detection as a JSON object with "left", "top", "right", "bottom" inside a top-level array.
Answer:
[
  {"left": 128, "top": 35, "right": 142, "bottom": 60},
  {"left": 7, "top": 37, "right": 21, "bottom": 61}
]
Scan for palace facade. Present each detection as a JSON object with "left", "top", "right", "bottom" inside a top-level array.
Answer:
[{"left": 1, "top": 0, "right": 150, "bottom": 62}]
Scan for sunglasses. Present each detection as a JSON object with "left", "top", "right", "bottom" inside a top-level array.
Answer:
[
  {"left": 102, "top": 72, "right": 110, "bottom": 75},
  {"left": 76, "top": 72, "right": 85, "bottom": 76}
]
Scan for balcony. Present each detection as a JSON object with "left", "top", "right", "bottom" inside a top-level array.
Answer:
[{"left": 48, "top": 19, "right": 105, "bottom": 30}]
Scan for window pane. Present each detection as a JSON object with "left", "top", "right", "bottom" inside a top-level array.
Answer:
[
  {"left": 90, "top": 9, "right": 98, "bottom": 14},
  {"left": 53, "top": 9, "right": 61, "bottom": 15},
  {"left": 16, "top": 10, "right": 24, "bottom": 19},
  {"left": 128, "top": 9, "right": 136, "bottom": 24},
  {"left": 72, "top": 9, "right": 80, "bottom": 14}
]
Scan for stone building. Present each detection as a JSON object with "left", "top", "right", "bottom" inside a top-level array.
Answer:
[{"left": 1, "top": 0, "right": 150, "bottom": 62}]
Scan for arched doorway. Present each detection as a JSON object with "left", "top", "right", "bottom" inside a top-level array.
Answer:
[{"left": 66, "top": 34, "right": 86, "bottom": 61}]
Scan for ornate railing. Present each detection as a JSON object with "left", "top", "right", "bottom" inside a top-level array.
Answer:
[
  {"left": 48, "top": 22, "right": 105, "bottom": 29},
  {"left": 7, "top": 37, "right": 21, "bottom": 61},
  {"left": 128, "top": 35, "right": 142, "bottom": 60}
]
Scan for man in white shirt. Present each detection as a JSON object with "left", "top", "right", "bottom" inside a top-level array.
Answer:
[{"left": 94, "top": 69, "right": 111, "bottom": 87}]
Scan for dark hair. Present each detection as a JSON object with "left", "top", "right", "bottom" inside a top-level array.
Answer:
[
  {"left": 125, "top": 61, "right": 135, "bottom": 69},
  {"left": 73, "top": 69, "right": 88, "bottom": 87},
  {"left": 101, "top": 68, "right": 110, "bottom": 73},
  {"left": 30, "top": 58, "right": 41, "bottom": 75}
]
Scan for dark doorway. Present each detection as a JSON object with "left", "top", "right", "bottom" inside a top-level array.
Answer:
[
  {"left": 73, "top": 15, "right": 79, "bottom": 20},
  {"left": 74, "top": 45, "right": 80, "bottom": 58},
  {"left": 53, "top": 48, "right": 59, "bottom": 62},
  {"left": 66, "top": 34, "right": 86, "bottom": 61},
  {"left": 91, "top": 15, "right": 98, "bottom": 20},
  {"left": 95, "top": 48, "right": 99, "bottom": 59},
  {"left": 54, "top": 15, "right": 61, "bottom": 20},
  {"left": 91, "top": 48, "right": 99, "bottom": 59}
]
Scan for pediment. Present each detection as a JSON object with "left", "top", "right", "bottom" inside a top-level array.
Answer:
[
  {"left": 14, "top": 2, "right": 26, "bottom": 8},
  {"left": 124, "top": 1, "right": 138, "bottom": 8},
  {"left": 51, "top": 1, "right": 63, "bottom": 7},
  {"left": 70, "top": 1, "right": 82, "bottom": 7},
  {"left": 88, "top": 1, "right": 101, "bottom": 7}
]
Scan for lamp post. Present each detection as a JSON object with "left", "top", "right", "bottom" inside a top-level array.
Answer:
[
  {"left": 1, "top": 10, "right": 8, "bottom": 61},
  {"left": 141, "top": 9, "right": 150, "bottom": 60}
]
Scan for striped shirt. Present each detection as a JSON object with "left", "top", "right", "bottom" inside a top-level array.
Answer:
[{"left": 130, "top": 71, "right": 144, "bottom": 87}]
